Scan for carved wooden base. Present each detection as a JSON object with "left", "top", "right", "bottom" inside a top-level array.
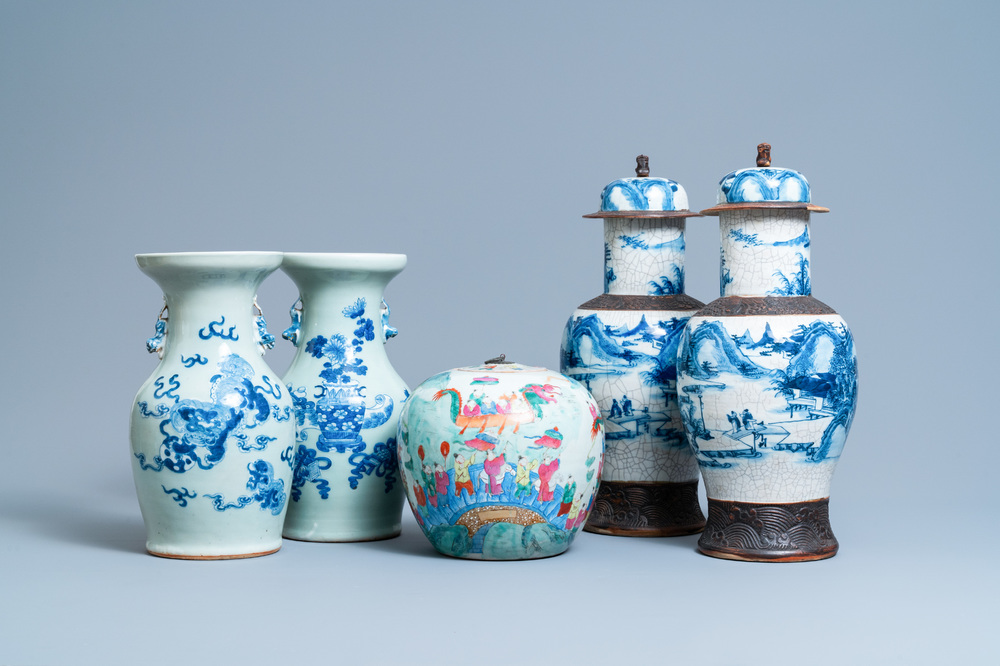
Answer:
[
  {"left": 583, "top": 480, "right": 706, "bottom": 537},
  {"left": 698, "top": 498, "right": 838, "bottom": 562}
]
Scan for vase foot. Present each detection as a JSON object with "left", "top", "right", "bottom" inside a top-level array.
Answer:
[
  {"left": 583, "top": 480, "right": 706, "bottom": 537},
  {"left": 697, "top": 497, "right": 838, "bottom": 562},
  {"left": 282, "top": 529, "right": 402, "bottom": 543},
  {"left": 146, "top": 546, "right": 281, "bottom": 560}
]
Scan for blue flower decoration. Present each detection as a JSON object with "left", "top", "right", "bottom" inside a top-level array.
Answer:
[
  {"left": 354, "top": 318, "right": 375, "bottom": 343},
  {"left": 305, "top": 335, "right": 328, "bottom": 359},
  {"left": 321, "top": 335, "right": 348, "bottom": 364},
  {"left": 342, "top": 298, "right": 367, "bottom": 319}
]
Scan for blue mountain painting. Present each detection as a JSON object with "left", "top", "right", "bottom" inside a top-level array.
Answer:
[
  {"left": 563, "top": 314, "right": 644, "bottom": 369},
  {"left": 679, "top": 320, "right": 769, "bottom": 380}
]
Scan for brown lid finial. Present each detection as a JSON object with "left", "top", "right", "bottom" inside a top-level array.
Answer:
[
  {"left": 635, "top": 155, "right": 650, "bottom": 177},
  {"left": 756, "top": 143, "right": 771, "bottom": 167}
]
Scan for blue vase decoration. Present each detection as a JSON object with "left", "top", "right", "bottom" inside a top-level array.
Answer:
[
  {"left": 560, "top": 155, "right": 706, "bottom": 536},
  {"left": 129, "top": 252, "right": 295, "bottom": 559},
  {"left": 280, "top": 253, "right": 408, "bottom": 542},
  {"left": 677, "top": 144, "right": 858, "bottom": 561}
]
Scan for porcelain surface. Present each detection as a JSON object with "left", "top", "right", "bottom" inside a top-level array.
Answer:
[
  {"left": 280, "top": 253, "right": 408, "bottom": 542},
  {"left": 603, "top": 217, "right": 688, "bottom": 295},
  {"left": 677, "top": 313, "right": 857, "bottom": 502},
  {"left": 397, "top": 362, "right": 603, "bottom": 560},
  {"left": 562, "top": 310, "right": 695, "bottom": 484},
  {"left": 720, "top": 209, "right": 812, "bottom": 296},
  {"left": 129, "top": 252, "right": 295, "bottom": 559},
  {"left": 717, "top": 167, "right": 810, "bottom": 204},
  {"left": 601, "top": 177, "right": 689, "bottom": 212}
]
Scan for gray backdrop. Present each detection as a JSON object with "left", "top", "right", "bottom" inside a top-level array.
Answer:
[{"left": 2, "top": 2, "right": 997, "bottom": 664}]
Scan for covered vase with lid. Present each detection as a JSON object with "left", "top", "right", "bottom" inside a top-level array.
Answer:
[
  {"left": 560, "top": 156, "right": 706, "bottom": 537},
  {"left": 677, "top": 144, "right": 858, "bottom": 561}
]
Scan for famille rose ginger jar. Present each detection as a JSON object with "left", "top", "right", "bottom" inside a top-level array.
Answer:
[
  {"left": 129, "top": 252, "right": 295, "bottom": 559},
  {"left": 560, "top": 155, "right": 706, "bottom": 536},
  {"left": 677, "top": 144, "right": 859, "bottom": 562},
  {"left": 397, "top": 357, "right": 604, "bottom": 560},
  {"left": 280, "top": 253, "right": 408, "bottom": 542}
]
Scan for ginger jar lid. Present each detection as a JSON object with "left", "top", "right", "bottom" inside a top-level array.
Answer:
[
  {"left": 452, "top": 355, "right": 546, "bottom": 376},
  {"left": 701, "top": 143, "right": 829, "bottom": 215},
  {"left": 583, "top": 155, "right": 700, "bottom": 219}
]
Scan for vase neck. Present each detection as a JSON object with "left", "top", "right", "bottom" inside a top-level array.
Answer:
[
  {"left": 282, "top": 264, "right": 402, "bottom": 346},
  {"left": 719, "top": 209, "right": 812, "bottom": 297},
  {"left": 138, "top": 262, "right": 278, "bottom": 358},
  {"left": 603, "top": 218, "right": 686, "bottom": 296}
]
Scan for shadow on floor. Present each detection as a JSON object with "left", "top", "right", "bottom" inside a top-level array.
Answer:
[{"left": 5, "top": 495, "right": 148, "bottom": 555}]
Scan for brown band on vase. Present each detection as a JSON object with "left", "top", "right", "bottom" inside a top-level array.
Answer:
[
  {"left": 583, "top": 480, "right": 706, "bottom": 537},
  {"left": 579, "top": 293, "right": 705, "bottom": 312},
  {"left": 697, "top": 497, "right": 838, "bottom": 562},
  {"left": 694, "top": 296, "right": 837, "bottom": 317}
]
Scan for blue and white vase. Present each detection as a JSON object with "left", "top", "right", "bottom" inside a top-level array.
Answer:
[
  {"left": 397, "top": 358, "right": 604, "bottom": 560},
  {"left": 129, "top": 252, "right": 295, "bottom": 559},
  {"left": 677, "top": 144, "right": 858, "bottom": 561},
  {"left": 560, "top": 155, "right": 706, "bottom": 536},
  {"left": 280, "top": 253, "right": 408, "bottom": 542}
]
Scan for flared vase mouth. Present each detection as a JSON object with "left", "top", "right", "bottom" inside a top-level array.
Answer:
[
  {"left": 281, "top": 252, "right": 407, "bottom": 273},
  {"left": 135, "top": 251, "right": 284, "bottom": 271}
]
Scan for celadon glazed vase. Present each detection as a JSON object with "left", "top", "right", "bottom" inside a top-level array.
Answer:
[
  {"left": 677, "top": 144, "right": 858, "bottom": 562},
  {"left": 129, "top": 252, "right": 295, "bottom": 559},
  {"left": 560, "top": 155, "right": 706, "bottom": 536},
  {"left": 397, "top": 357, "right": 604, "bottom": 560},
  {"left": 280, "top": 253, "right": 408, "bottom": 542}
]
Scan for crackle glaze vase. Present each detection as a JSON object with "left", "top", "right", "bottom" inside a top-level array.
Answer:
[
  {"left": 560, "top": 155, "right": 706, "bottom": 537},
  {"left": 280, "top": 253, "right": 408, "bottom": 542},
  {"left": 129, "top": 252, "right": 295, "bottom": 559},
  {"left": 397, "top": 358, "right": 604, "bottom": 560},
  {"left": 677, "top": 144, "right": 858, "bottom": 562}
]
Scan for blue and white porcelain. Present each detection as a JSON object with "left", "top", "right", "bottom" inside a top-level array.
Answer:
[
  {"left": 678, "top": 147, "right": 858, "bottom": 562},
  {"left": 717, "top": 167, "right": 810, "bottom": 204},
  {"left": 280, "top": 253, "right": 408, "bottom": 542},
  {"left": 561, "top": 156, "right": 706, "bottom": 536},
  {"left": 397, "top": 360, "right": 604, "bottom": 560},
  {"left": 600, "top": 176, "right": 689, "bottom": 212},
  {"left": 129, "top": 252, "right": 295, "bottom": 559}
]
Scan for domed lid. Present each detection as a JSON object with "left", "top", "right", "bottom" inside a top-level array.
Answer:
[
  {"left": 700, "top": 143, "right": 829, "bottom": 215},
  {"left": 453, "top": 354, "right": 546, "bottom": 375},
  {"left": 583, "top": 155, "right": 701, "bottom": 219}
]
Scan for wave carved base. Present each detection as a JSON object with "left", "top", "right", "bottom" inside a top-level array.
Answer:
[
  {"left": 584, "top": 480, "right": 705, "bottom": 536},
  {"left": 697, "top": 498, "right": 838, "bottom": 562}
]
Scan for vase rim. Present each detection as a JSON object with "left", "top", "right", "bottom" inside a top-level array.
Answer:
[
  {"left": 281, "top": 252, "right": 406, "bottom": 272},
  {"left": 135, "top": 251, "right": 284, "bottom": 270}
]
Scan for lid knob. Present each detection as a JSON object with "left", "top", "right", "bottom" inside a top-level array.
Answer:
[
  {"left": 635, "top": 155, "right": 650, "bottom": 177},
  {"left": 756, "top": 143, "right": 771, "bottom": 167},
  {"left": 484, "top": 354, "right": 509, "bottom": 364}
]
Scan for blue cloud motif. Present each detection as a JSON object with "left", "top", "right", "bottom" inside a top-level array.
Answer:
[
  {"left": 601, "top": 177, "right": 689, "bottom": 212},
  {"left": 718, "top": 167, "right": 810, "bottom": 203},
  {"left": 203, "top": 460, "right": 287, "bottom": 515}
]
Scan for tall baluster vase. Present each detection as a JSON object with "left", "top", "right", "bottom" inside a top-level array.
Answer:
[
  {"left": 280, "top": 253, "right": 408, "bottom": 542},
  {"left": 129, "top": 252, "right": 295, "bottom": 559},
  {"left": 677, "top": 145, "right": 858, "bottom": 561},
  {"left": 561, "top": 156, "right": 706, "bottom": 536}
]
